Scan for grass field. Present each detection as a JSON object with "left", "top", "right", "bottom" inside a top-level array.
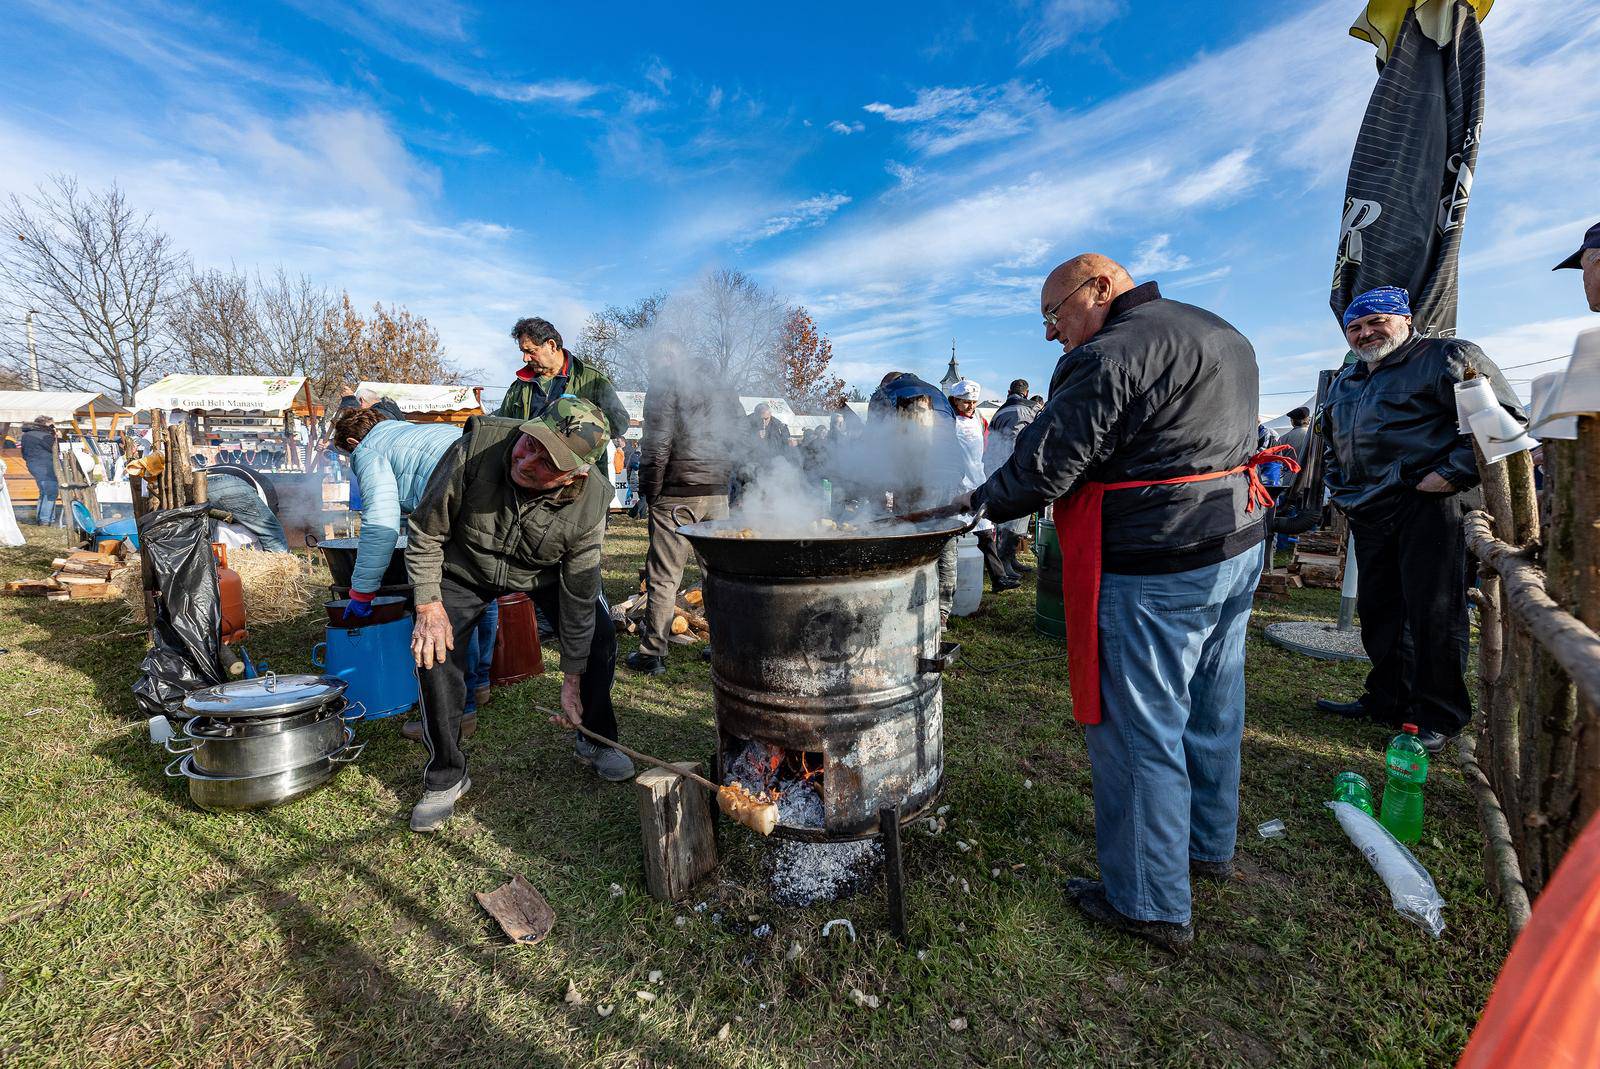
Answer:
[{"left": 0, "top": 519, "right": 1506, "bottom": 1068}]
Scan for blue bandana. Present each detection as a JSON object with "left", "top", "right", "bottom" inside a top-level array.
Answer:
[{"left": 1342, "top": 286, "right": 1412, "bottom": 328}]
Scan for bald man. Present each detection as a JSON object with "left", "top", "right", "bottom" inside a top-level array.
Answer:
[{"left": 955, "top": 254, "right": 1275, "bottom": 953}]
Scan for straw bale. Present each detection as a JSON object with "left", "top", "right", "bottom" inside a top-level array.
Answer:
[{"left": 114, "top": 549, "right": 319, "bottom": 626}]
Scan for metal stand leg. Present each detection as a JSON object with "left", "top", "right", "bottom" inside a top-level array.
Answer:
[{"left": 880, "top": 804, "right": 907, "bottom": 942}]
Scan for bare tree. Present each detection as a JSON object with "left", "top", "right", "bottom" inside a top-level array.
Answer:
[
  {"left": 317, "top": 292, "right": 473, "bottom": 402},
  {"left": 687, "top": 269, "right": 787, "bottom": 392},
  {"left": 174, "top": 267, "right": 263, "bottom": 376},
  {"left": 574, "top": 292, "right": 666, "bottom": 391},
  {"left": 0, "top": 177, "right": 183, "bottom": 402}
]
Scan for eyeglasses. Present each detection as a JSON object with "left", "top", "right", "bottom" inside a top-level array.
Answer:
[{"left": 1043, "top": 276, "right": 1098, "bottom": 328}]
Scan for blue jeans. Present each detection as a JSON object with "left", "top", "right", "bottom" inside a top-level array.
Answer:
[
  {"left": 1085, "top": 542, "right": 1262, "bottom": 924},
  {"left": 206, "top": 476, "right": 289, "bottom": 552},
  {"left": 31, "top": 471, "right": 58, "bottom": 526},
  {"left": 463, "top": 599, "right": 499, "bottom": 712}
]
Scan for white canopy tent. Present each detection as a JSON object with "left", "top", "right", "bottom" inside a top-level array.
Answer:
[
  {"left": 0, "top": 390, "right": 129, "bottom": 431},
  {"left": 134, "top": 374, "right": 309, "bottom": 413},
  {"left": 356, "top": 381, "right": 483, "bottom": 415}
]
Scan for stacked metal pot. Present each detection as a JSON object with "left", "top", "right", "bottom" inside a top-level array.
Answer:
[{"left": 164, "top": 674, "right": 364, "bottom": 811}]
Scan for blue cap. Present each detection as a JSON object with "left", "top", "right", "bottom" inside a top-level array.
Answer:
[{"left": 1554, "top": 221, "right": 1600, "bottom": 270}]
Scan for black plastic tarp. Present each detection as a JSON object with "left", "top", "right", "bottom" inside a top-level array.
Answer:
[
  {"left": 132, "top": 504, "right": 224, "bottom": 718},
  {"left": 1331, "top": 4, "right": 1486, "bottom": 337}
]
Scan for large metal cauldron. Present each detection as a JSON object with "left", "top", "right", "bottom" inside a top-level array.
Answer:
[{"left": 681, "top": 519, "right": 960, "bottom": 841}]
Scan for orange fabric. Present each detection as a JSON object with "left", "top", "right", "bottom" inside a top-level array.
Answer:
[
  {"left": 1458, "top": 812, "right": 1600, "bottom": 1068},
  {"left": 1053, "top": 445, "right": 1298, "bottom": 725}
]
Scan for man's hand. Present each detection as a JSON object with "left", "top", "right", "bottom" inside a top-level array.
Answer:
[
  {"left": 1417, "top": 472, "right": 1456, "bottom": 494},
  {"left": 949, "top": 490, "right": 976, "bottom": 514},
  {"left": 550, "top": 673, "right": 584, "bottom": 728},
  {"left": 342, "top": 597, "right": 375, "bottom": 623},
  {"left": 411, "top": 601, "right": 453, "bottom": 669}
]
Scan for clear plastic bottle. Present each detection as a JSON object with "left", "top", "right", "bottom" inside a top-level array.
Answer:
[{"left": 1379, "top": 725, "right": 1429, "bottom": 844}]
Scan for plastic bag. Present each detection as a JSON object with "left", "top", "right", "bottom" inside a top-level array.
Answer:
[
  {"left": 131, "top": 504, "right": 224, "bottom": 718},
  {"left": 1326, "top": 800, "right": 1445, "bottom": 937}
]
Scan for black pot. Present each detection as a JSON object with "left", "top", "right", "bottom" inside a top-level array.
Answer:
[{"left": 318, "top": 536, "right": 409, "bottom": 589}]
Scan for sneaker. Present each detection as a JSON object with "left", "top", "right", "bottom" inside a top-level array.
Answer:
[
  {"left": 575, "top": 734, "right": 637, "bottom": 782},
  {"left": 399, "top": 713, "right": 475, "bottom": 743},
  {"left": 1065, "top": 878, "right": 1194, "bottom": 955},
  {"left": 409, "top": 775, "right": 471, "bottom": 833},
  {"left": 624, "top": 651, "right": 667, "bottom": 676},
  {"left": 992, "top": 576, "right": 1022, "bottom": 592},
  {"left": 1414, "top": 728, "right": 1453, "bottom": 756},
  {"left": 1190, "top": 858, "right": 1235, "bottom": 883}
]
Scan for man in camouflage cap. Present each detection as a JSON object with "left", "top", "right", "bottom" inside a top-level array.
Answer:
[{"left": 405, "top": 397, "right": 633, "bottom": 832}]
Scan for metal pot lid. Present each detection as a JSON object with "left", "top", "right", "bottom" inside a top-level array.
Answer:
[{"left": 182, "top": 674, "right": 348, "bottom": 719}]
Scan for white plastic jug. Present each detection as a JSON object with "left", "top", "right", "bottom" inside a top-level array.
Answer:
[{"left": 953, "top": 534, "right": 983, "bottom": 616}]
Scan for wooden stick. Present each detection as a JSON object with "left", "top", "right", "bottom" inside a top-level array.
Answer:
[
  {"left": 538, "top": 707, "right": 778, "bottom": 835},
  {"left": 1466, "top": 512, "right": 1600, "bottom": 715},
  {"left": 1457, "top": 730, "right": 1532, "bottom": 933}
]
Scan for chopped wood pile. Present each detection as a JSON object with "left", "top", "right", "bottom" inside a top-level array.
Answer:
[
  {"left": 611, "top": 584, "right": 711, "bottom": 644},
  {"left": 4, "top": 544, "right": 134, "bottom": 602},
  {"left": 1290, "top": 551, "right": 1344, "bottom": 589}
]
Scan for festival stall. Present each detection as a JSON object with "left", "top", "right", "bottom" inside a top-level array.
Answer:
[
  {"left": 354, "top": 382, "right": 484, "bottom": 425},
  {"left": 134, "top": 375, "right": 329, "bottom": 544},
  {"left": 0, "top": 391, "right": 130, "bottom": 514}
]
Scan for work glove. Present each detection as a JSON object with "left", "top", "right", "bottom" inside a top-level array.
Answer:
[{"left": 343, "top": 593, "right": 376, "bottom": 623}]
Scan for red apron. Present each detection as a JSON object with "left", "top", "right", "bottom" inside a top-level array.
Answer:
[{"left": 1050, "top": 445, "right": 1299, "bottom": 725}]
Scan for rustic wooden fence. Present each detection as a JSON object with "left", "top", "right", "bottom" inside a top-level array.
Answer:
[{"left": 1462, "top": 412, "right": 1600, "bottom": 932}]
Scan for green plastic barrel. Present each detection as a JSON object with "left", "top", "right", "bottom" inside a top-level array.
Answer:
[{"left": 1034, "top": 514, "right": 1066, "bottom": 639}]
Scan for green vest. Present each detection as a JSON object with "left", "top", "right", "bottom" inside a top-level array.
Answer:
[{"left": 441, "top": 418, "right": 609, "bottom": 594}]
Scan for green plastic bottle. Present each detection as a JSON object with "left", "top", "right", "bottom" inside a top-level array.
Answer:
[
  {"left": 1379, "top": 724, "right": 1429, "bottom": 844},
  {"left": 1332, "top": 771, "right": 1376, "bottom": 817}
]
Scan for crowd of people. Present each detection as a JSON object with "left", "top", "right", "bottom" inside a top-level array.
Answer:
[{"left": 16, "top": 217, "right": 1593, "bottom": 961}]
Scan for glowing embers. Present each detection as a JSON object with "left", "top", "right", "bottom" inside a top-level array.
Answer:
[{"left": 722, "top": 738, "right": 826, "bottom": 830}]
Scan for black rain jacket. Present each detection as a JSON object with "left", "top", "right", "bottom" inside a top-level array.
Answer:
[{"left": 975, "top": 282, "right": 1265, "bottom": 574}]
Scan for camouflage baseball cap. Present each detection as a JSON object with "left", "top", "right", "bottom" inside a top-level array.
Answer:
[{"left": 519, "top": 395, "right": 609, "bottom": 472}]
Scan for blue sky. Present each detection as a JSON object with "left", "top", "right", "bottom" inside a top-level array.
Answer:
[{"left": 3, "top": 0, "right": 1597, "bottom": 410}]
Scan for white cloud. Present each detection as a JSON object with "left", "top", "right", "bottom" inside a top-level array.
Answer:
[
  {"left": 1171, "top": 148, "right": 1257, "bottom": 208},
  {"left": 1167, "top": 266, "right": 1233, "bottom": 289},
  {"left": 1128, "top": 234, "right": 1191, "bottom": 275},
  {"left": 741, "top": 193, "right": 852, "bottom": 246},
  {"left": 471, "top": 78, "right": 602, "bottom": 105},
  {"left": 996, "top": 239, "right": 1053, "bottom": 270},
  {"left": 1018, "top": 0, "right": 1127, "bottom": 66},
  {"left": 885, "top": 161, "right": 920, "bottom": 189},
  {"left": 644, "top": 57, "right": 672, "bottom": 95},
  {"left": 863, "top": 82, "right": 1049, "bottom": 156},
  {"left": 828, "top": 120, "right": 865, "bottom": 135}
]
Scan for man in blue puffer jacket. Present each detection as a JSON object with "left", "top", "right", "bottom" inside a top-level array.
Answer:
[{"left": 331, "top": 407, "right": 499, "bottom": 736}]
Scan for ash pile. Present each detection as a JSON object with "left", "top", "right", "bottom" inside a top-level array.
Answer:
[{"left": 724, "top": 739, "right": 882, "bottom": 907}]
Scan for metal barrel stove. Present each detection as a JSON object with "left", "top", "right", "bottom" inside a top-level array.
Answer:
[{"left": 681, "top": 518, "right": 961, "bottom": 842}]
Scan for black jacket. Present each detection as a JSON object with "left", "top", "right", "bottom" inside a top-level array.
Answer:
[
  {"left": 1320, "top": 334, "right": 1524, "bottom": 528},
  {"left": 975, "top": 282, "right": 1265, "bottom": 574},
  {"left": 19, "top": 425, "right": 56, "bottom": 478},
  {"left": 638, "top": 369, "right": 743, "bottom": 500}
]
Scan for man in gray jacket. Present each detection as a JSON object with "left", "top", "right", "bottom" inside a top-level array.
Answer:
[
  {"left": 983, "top": 379, "right": 1037, "bottom": 575},
  {"left": 405, "top": 398, "right": 633, "bottom": 832},
  {"left": 625, "top": 347, "right": 743, "bottom": 675}
]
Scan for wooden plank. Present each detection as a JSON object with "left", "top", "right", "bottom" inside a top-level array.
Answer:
[
  {"left": 67, "top": 583, "right": 119, "bottom": 600},
  {"left": 634, "top": 761, "right": 716, "bottom": 902}
]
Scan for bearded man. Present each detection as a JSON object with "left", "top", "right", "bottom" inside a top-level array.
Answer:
[{"left": 1316, "top": 286, "right": 1524, "bottom": 753}]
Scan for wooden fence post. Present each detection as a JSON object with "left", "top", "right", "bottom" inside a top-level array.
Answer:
[{"left": 1573, "top": 416, "right": 1600, "bottom": 828}]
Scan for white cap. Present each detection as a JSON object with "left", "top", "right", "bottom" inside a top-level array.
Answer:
[{"left": 947, "top": 378, "right": 981, "bottom": 401}]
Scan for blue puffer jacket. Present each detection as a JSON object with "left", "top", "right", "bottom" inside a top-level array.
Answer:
[{"left": 349, "top": 420, "right": 462, "bottom": 594}]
